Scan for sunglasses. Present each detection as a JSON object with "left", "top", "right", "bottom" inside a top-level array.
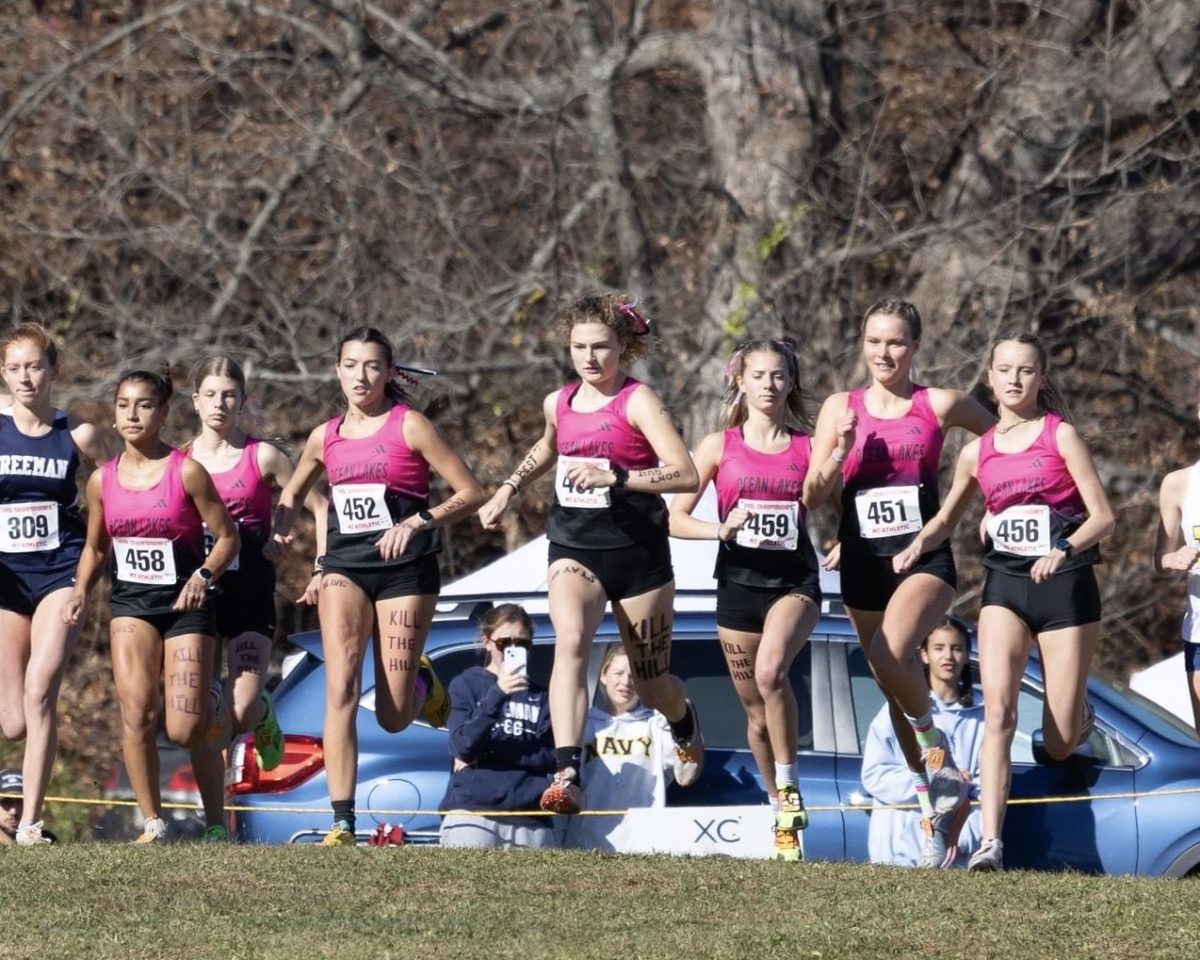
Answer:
[
  {"left": 0, "top": 797, "right": 20, "bottom": 809},
  {"left": 490, "top": 635, "right": 532, "bottom": 651}
]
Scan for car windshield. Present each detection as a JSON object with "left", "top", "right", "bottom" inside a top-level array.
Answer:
[{"left": 1104, "top": 676, "right": 1200, "bottom": 747}]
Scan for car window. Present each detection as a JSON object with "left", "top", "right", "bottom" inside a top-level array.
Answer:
[
  {"left": 847, "top": 645, "right": 888, "bottom": 751},
  {"left": 590, "top": 636, "right": 814, "bottom": 752}
]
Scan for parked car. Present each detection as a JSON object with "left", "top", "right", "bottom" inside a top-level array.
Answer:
[{"left": 227, "top": 591, "right": 1200, "bottom": 875}]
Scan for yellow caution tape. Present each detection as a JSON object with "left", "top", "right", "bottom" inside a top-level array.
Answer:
[{"left": 5, "top": 784, "right": 1200, "bottom": 818}]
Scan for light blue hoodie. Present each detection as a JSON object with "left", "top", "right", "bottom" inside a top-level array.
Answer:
[{"left": 861, "top": 693, "right": 986, "bottom": 867}]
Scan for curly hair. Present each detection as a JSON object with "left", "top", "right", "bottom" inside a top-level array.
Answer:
[{"left": 559, "top": 293, "right": 654, "bottom": 364}]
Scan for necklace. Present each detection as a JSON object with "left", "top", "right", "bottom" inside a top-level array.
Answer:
[{"left": 995, "top": 414, "right": 1042, "bottom": 435}]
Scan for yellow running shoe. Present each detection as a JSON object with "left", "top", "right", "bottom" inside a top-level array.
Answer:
[
  {"left": 418, "top": 655, "right": 449, "bottom": 728},
  {"left": 254, "top": 690, "right": 284, "bottom": 771},
  {"left": 773, "top": 824, "right": 802, "bottom": 862},
  {"left": 775, "top": 785, "right": 809, "bottom": 832},
  {"left": 321, "top": 820, "right": 357, "bottom": 847}
]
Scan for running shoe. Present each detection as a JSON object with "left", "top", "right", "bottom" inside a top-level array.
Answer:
[
  {"left": 775, "top": 785, "right": 809, "bottom": 833},
  {"left": 918, "top": 787, "right": 971, "bottom": 869},
  {"left": 418, "top": 655, "right": 450, "bottom": 729},
  {"left": 201, "top": 824, "right": 229, "bottom": 843},
  {"left": 967, "top": 837, "right": 1004, "bottom": 872},
  {"left": 135, "top": 817, "right": 168, "bottom": 845},
  {"left": 922, "top": 731, "right": 969, "bottom": 821},
  {"left": 539, "top": 769, "right": 583, "bottom": 814},
  {"left": 321, "top": 820, "right": 357, "bottom": 847},
  {"left": 671, "top": 700, "right": 705, "bottom": 787},
  {"left": 254, "top": 690, "right": 284, "bottom": 771},
  {"left": 15, "top": 821, "right": 51, "bottom": 846},
  {"left": 772, "top": 824, "right": 803, "bottom": 863}
]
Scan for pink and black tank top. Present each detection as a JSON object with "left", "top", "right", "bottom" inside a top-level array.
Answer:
[
  {"left": 975, "top": 413, "right": 1097, "bottom": 575},
  {"left": 838, "top": 386, "right": 945, "bottom": 557},
  {"left": 547, "top": 377, "right": 668, "bottom": 549},
  {"left": 322, "top": 403, "right": 439, "bottom": 567},
  {"left": 102, "top": 448, "right": 206, "bottom": 612},
  {"left": 194, "top": 438, "right": 274, "bottom": 575},
  {"left": 714, "top": 428, "right": 818, "bottom": 588}
]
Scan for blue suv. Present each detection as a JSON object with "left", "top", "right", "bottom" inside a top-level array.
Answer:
[{"left": 227, "top": 592, "right": 1200, "bottom": 875}]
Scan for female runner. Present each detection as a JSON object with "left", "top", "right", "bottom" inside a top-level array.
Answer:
[
  {"left": 1154, "top": 441, "right": 1200, "bottom": 735},
  {"left": 805, "top": 298, "right": 994, "bottom": 868},
  {"left": 63, "top": 368, "right": 240, "bottom": 843},
  {"left": 893, "top": 333, "right": 1114, "bottom": 871},
  {"left": 188, "top": 356, "right": 328, "bottom": 774},
  {"left": 669, "top": 338, "right": 820, "bottom": 861},
  {"left": 273, "top": 327, "right": 484, "bottom": 846},
  {"left": 0, "top": 324, "right": 110, "bottom": 845},
  {"left": 479, "top": 293, "right": 702, "bottom": 813}
]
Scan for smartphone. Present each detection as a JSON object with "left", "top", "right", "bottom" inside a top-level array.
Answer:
[{"left": 503, "top": 644, "right": 528, "bottom": 677}]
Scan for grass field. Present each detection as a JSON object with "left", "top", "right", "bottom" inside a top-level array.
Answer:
[{"left": 4, "top": 846, "right": 1199, "bottom": 960}]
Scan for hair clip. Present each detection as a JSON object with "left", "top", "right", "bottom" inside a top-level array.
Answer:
[{"left": 618, "top": 301, "right": 650, "bottom": 336}]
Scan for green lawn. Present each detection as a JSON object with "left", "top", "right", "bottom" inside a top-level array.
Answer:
[{"left": 4, "top": 846, "right": 1197, "bottom": 959}]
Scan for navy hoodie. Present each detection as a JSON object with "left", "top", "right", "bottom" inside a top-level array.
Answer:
[{"left": 439, "top": 665, "right": 555, "bottom": 823}]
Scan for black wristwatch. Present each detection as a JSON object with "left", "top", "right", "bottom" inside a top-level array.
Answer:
[
  {"left": 415, "top": 509, "right": 435, "bottom": 527},
  {"left": 195, "top": 567, "right": 215, "bottom": 590},
  {"left": 611, "top": 466, "right": 629, "bottom": 489},
  {"left": 1053, "top": 538, "right": 1073, "bottom": 558}
]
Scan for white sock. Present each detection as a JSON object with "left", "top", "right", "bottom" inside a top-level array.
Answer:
[{"left": 774, "top": 762, "right": 796, "bottom": 788}]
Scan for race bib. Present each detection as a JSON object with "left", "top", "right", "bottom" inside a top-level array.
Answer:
[
  {"left": 734, "top": 499, "right": 799, "bottom": 551},
  {"left": 0, "top": 501, "right": 59, "bottom": 553},
  {"left": 854, "top": 486, "right": 922, "bottom": 539},
  {"left": 555, "top": 456, "right": 612, "bottom": 509},
  {"left": 113, "top": 537, "right": 177, "bottom": 585},
  {"left": 987, "top": 504, "right": 1051, "bottom": 557},
  {"left": 332, "top": 483, "right": 392, "bottom": 534},
  {"left": 203, "top": 523, "right": 238, "bottom": 571}
]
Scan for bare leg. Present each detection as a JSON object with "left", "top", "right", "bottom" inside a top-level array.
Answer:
[
  {"left": 317, "top": 574, "right": 373, "bottom": 804},
  {"left": 371, "top": 594, "right": 437, "bottom": 732},
  {"left": 719, "top": 628, "right": 774, "bottom": 797},
  {"left": 20, "top": 589, "right": 82, "bottom": 824},
  {"left": 227, "top": 631, "right": 272, "bottom": 733},
  {"left": 756, "top": 594, "right": 819, "bottom": 769},
  {"left": 1036, "top": 622, "right": 1099, "bottom": 761},
  {"left": 110, "top": 618, "right": 164, "bottom": 822},
  {"left": 546, "top": 560, "right": 608, "bottom": 749},
  {"left": 614, "top": 581, "right": 687, "bottom": 724},
  {"left": 165, "top": 631, "right": 222, "bottom": 829},
  {"left": 976, "top": 605, "right": 1034, "bottom": 840},
  {"left": 0, "top": 609, "right": 31, "bottom": 741}
]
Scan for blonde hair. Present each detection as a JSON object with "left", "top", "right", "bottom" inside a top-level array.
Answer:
[{"left": 718, "top": 338, "right": 813, "bottom": 431}]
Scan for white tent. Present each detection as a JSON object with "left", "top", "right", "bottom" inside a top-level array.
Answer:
[
  {"left": 443, "top": 486, "right": 841, "bottom": 611},
  {"left": 1129, "top": 652, "right": 1194, "bottom": 725}
]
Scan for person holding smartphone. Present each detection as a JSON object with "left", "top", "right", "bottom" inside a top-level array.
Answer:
[{"left": 439, "top": 604, "right": 558, "bottom": 849}]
